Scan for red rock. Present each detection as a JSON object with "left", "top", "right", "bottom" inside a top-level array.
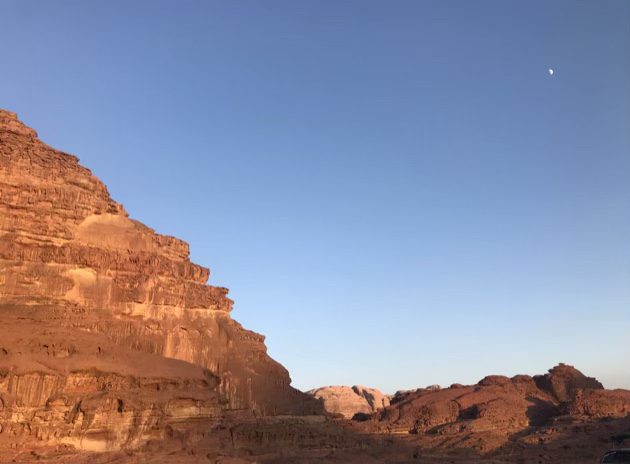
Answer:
[
  {"left": 477, "top": 375, "right": 511, "bottom": 386},
  {"left": 358, "top": 364, "right": 626, "bottom": 456},
  {"left": 1, "top": 110, "right": 628, "bottom": 463},
  {"left": 0, "top": 110, "right": 323, "bottom": 453},
  {"left": 564, "top": 388, "right": 630, "bottom": 417},
  {"left": 533, "top": 363, "right": 604, "bottom": 401}
]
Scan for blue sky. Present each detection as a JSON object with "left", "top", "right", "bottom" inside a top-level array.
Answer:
[{"left": 1, "top": 0, "right": 628, "bottom": 392}]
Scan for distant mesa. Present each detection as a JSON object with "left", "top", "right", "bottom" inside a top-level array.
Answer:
[
  {"left": 0, "top": 109, "right": 323, "bottom": 455},
  {"left": 307, "top": 385, "right": 391, "bottom": 418}
]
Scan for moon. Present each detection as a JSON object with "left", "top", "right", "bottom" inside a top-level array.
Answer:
[{"left": 548, "top": 69, "right": 554, "bottom": 75}]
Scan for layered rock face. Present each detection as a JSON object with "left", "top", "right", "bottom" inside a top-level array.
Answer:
[
  {"left": 2, "top": 110, "right": 629, "bottom": 464},
  {"left": 0, "top": 110, "right": 322, "bottom": 452},
  {"left": 306, "top": 386, "right": 390, "bottom": 418},
  {"left": 0, "top": 312, "right": 224, "bottom": 451}
]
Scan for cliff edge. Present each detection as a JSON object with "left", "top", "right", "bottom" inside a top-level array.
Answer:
[{"left": 0, "top": 110, "right": 323, "bottom": 451}]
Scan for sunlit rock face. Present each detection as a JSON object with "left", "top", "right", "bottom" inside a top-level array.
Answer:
[
  {"left": 0, "top": 110, "right": 322, "bottom": 450},
  {"left": 307, "top": 385, "right": 391, "bottom": 418},
  {"left": 0, "top": 318, "right": 224, "bottom": 452}
]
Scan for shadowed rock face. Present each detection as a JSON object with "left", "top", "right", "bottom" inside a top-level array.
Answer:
[{"left": 0, "top": 110, "right": 323, "bottom": 451}]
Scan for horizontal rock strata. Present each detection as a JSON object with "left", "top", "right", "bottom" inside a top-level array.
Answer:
[{"left": 0, "top": 110, "right": 323, "bottom": 453}]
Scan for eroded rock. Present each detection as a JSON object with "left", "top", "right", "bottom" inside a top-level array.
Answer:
[
  {"left": 0, "top": 110, "right": 323, "bottom": 453},
  {"left": 533, "top": 363, "right": 604, "bottom": 402}
]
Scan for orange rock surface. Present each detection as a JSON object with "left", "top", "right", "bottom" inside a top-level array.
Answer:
[
  {"left": 0, "top": 110, "right": 628, "bottom": 463},
  {"left": 0, "top": 109, "right": 322, "bottom": 454}
]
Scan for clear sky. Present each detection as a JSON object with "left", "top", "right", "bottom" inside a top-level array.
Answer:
[{"left": 1, "top": 0, "right": 628, "bottom": 393}]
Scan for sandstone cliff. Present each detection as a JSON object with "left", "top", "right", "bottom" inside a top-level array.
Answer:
[{"left": 0, "top": 110, "right": 322, "bottom": 452}]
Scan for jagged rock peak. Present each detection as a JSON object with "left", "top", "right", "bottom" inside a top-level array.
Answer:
[
  {"left": 533, "top": 363, "right": 604, "bottom": 402},
  {"left": 0, "top": 109, "right": 38, "bottom": 138}
]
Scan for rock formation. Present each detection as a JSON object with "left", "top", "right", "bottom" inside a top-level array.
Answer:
[
  {"left": 353, "top": 364, "right": 630, "bottom": 455},
  {"left": 307, "top": 385, "right": 390, "bottom": 418},
  {"left": 533, "top": 362, "right": 604, "bottom": 401},
  {"left": 0, "top": 110, "right": 322, "bottom": 453},
  {"left": 303, "top": 366, "right": 630, "bottom": 462}
]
